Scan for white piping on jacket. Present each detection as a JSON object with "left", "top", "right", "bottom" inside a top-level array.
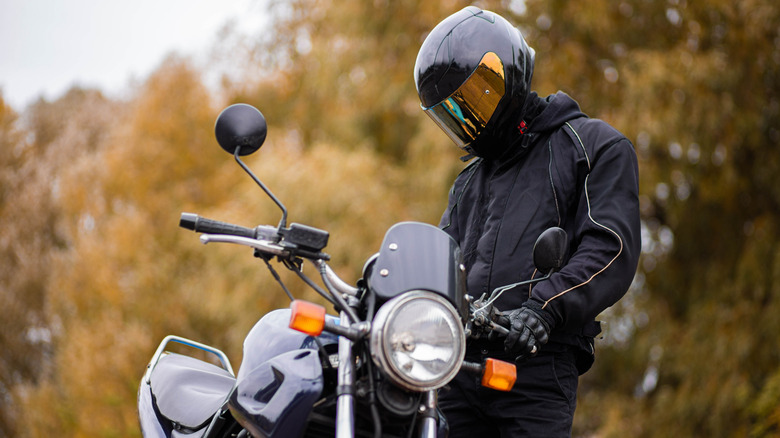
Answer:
[
  {"left": 548, "top": 140, "right": 562, "bottom": 227},
  {"left": 541, "top": 123, "right": 624, "bottom": 309}
]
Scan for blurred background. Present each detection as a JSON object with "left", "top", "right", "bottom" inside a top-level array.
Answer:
[{"left": 1, "top": 0, "right": 779, "bottom": 436}]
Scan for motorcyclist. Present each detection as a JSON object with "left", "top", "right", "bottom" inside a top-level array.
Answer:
[{"left": 414, "top": 7, "right": 641, "bottom": 437}]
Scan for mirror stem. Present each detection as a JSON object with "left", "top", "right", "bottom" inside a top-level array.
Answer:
[{"left": 234, "top": 147, "right": 289, "bottom": 229}]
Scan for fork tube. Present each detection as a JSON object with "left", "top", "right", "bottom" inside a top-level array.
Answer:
[
  {"left": 336, "top": 309, "right": 355, "bottom": 438},
  {"left": 419, "top": 390, "right": 438, "bottom": 438}
]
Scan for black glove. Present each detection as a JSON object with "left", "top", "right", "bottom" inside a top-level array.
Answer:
[{"left": 502, "top": 300, "right": 556, "bottom": 360}]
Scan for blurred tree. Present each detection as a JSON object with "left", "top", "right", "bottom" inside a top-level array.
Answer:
[
  {"left": 231, "top": 0, "right": 485, "bottom": 159},
  {"left": 4, "top": 0, "right": 779, "bottom": 437},
  {"left": 0, "top": 88, "right": 118, "bottom": 437},
  {"left": 239, "top": 0, "right": 780, "bottom": 435},
  {"left": 0, "top": 92, "right": 38, "bottom": 438},
  {"left": 511, "top": 0, "right": 780, "bottom": 436},
  {"left": 9, "top": 58, "right": 256, "bottom": 437},
  {"left": 228, "top": 0, "right": 491, "bottom": 277}
]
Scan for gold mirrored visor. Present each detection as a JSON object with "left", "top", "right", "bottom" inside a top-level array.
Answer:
[{"left": 423, "top": 52, "right": 506, "bottom": 148}]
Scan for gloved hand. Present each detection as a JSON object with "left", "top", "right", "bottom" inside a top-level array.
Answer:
[{"left": 501, "top": 300, "right": 556, "bottom": 360}]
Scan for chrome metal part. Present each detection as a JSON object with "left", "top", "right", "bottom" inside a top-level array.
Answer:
[
  {"left": 199, "top": 234, "right": 288, "bottom": 257},
  {"left": 336, "top": 310, "right": 355, "bottom": 438},
  {"left": 370, "top": 291, "right": 465, "bottom": 392},
  {"left": 315, "top": 259, "right": 359, "bottom": 297},
  {"left": 419, "top": 390, "right": 438, "bottom": 438},
  {"left": 144, "top": 335, "right": 234, "bottom": 383}
]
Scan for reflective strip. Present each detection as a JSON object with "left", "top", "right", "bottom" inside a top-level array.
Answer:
[{"left": 541, "top": 124, "right": 624, "bottom": 308}]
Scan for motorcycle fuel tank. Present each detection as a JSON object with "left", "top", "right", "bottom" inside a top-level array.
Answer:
[{"left": 229, "top": 309, "right": 339, "bottom": 438}]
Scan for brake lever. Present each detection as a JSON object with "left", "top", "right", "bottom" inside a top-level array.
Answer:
[
  {"left": 468, "top": 297, "right": 510, "bottom": 340},
  {"left": 199, "top": 234, "right": 289, "bottom": 257},
  {"left": 489, "top": 321, "right": 509, "bottom": 336}
]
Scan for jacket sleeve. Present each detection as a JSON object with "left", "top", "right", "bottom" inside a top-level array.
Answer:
[{"left": 530, "top": 134, "right": 641, "bottom": 332}]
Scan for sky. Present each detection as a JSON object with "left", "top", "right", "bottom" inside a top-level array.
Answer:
[{"left": 0, "top": 0, "right": 267, "bottom": 110}]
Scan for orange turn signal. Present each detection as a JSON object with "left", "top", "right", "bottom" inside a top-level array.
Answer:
[
  {"left": 481, "top": 358, "right": 517, "bottom": 392},
  {"left": 289, "top": 300, "right": 326, "bottom": 336}
]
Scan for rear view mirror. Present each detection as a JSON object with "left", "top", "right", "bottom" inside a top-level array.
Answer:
[
  {"left": 532, "top": 227, "right": 567, "bottom": 274},
  {"left": 482, "top": 227, "right": 569, "bottom": 305},
  {"left": 214, "top": 104, "right": 267, "bottom": 156}
]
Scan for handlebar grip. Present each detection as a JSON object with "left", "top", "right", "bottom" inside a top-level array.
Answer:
[{"left": 180, "top": 213, "right": 256, "bottom": 238}]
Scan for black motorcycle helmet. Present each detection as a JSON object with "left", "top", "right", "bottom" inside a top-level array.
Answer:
[{"left": 414, "top": 6, "right": 535, "bottom": 159}]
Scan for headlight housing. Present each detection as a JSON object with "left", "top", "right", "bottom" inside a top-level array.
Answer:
[{"left": 370, "top": 291, "right": 465, "bottom": 391}]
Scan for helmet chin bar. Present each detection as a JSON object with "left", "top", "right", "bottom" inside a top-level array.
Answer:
[{"left": 463, "top": 132, "right": 504, "bottom": 160}]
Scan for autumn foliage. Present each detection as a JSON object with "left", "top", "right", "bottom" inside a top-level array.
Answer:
[{"left": 1, "top": 1, "right": 780, "bottom": 437}]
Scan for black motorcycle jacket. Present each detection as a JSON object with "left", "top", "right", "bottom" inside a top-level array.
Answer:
[{"left": 440, "top": 92, "right": 640, "bottom": 358}]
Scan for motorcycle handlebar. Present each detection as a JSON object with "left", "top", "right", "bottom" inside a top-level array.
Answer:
[
  {"left": 182, "top": 212, "right": 331, "bottom": 261},
  {"left": 180, "top": 213, "right": 256, "bottom": 238}
]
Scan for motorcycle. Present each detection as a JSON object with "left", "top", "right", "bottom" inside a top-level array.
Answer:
[{"left": 137, "top": 103, "right": 567, "bottom": 438}]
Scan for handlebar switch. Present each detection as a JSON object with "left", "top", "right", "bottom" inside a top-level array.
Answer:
[{"left": 281, "top": 223, "right": 329, "bottom": 252}]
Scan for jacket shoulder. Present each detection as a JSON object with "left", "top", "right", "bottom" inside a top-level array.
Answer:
[
  {"left": 560, "top": 117, "right": 632, "bottom": 164},
  {"left": 451, "top": 157, "right": 482, "bottom": 187}
]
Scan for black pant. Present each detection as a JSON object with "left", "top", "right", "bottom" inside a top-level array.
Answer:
[{"left": 439, "top": 345, "right": 579, "bottom": 438}]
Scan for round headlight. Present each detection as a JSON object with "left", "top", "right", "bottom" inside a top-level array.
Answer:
[{"left": 370, "top": 291, "right": 465, "bottom": 391}]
